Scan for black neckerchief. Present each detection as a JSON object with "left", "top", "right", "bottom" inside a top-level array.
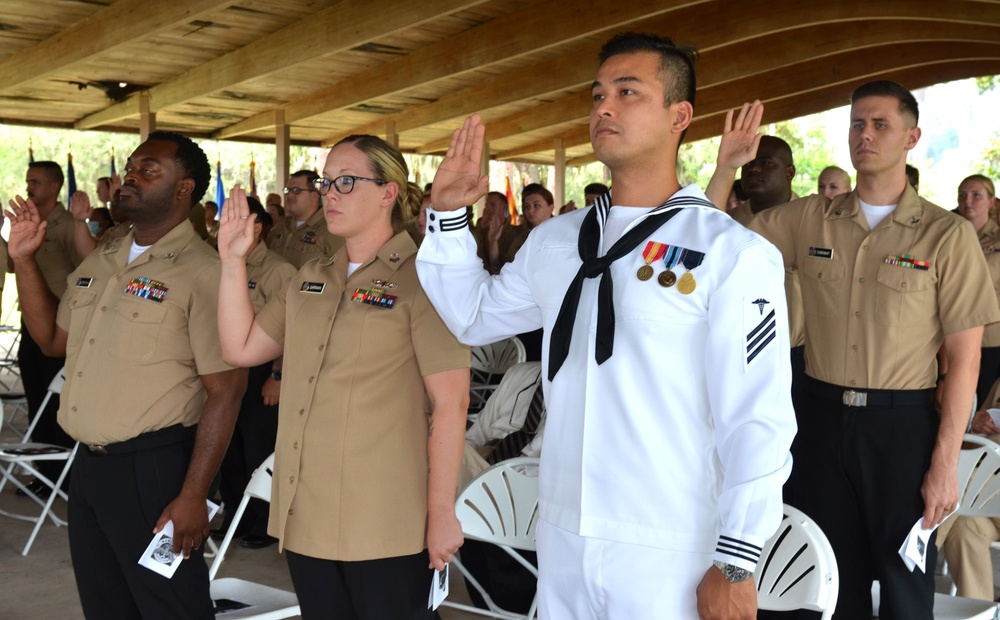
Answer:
[{"left": 548, "top": 189, "right": 714, "bottom": 381}]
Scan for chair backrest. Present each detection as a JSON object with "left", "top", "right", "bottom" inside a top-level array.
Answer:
[
  {"left": 208, "top": 453, "right": 275, "bottom": 580},
  {"left": 245, "top": 453, "right": 275, "bottom": 503},
  {"left": 956, "top": 434, "right": 1000, "bottom": 517},
  {"left": 471, "top": 337, "right": 527, "bottom": 376},
  {"left": 455, "top": 456, "right": 539, "bottom": 551},
  {"left": 756, "top": 504, "right": 840, "bottom": 620},
  {"left": 20, "top": 367, "right": 66, "bottom": 443}
]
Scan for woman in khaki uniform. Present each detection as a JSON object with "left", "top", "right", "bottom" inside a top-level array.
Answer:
[
  {"left": 216, "top": 136, "right": 470, "bottom": 619},
  {"left": 956, "top": 174, "right": 1000, "bottom": 406}
]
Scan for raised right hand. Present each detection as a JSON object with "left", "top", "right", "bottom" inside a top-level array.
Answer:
[
  {"left": 217, "top": 185, "right": 257, "bottom": 262},
  {"left": 717, "top": 101, "right": 765, "bottom": 171},
  {"left": 69, "top": 191, "right": 94, "bottom": 222},
  {"left": 4, "top": 195, "right": 46, "bottom": 261},
  {"left": 431, "top": 114, "right": 489, "bottom": 212}
]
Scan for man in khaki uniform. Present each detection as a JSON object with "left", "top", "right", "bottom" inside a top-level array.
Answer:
[
  {"left": 742, "top": 81, "right": 1000, "bottom": 619},
  {"left": 266, "top": 170, "right": 344, "bottom": 269},
  {"left": 16, "top": 161, "right": 80, "bottom": 494},
  {"left": 6, "top": 132, "right": 246, "bottom": 619}
]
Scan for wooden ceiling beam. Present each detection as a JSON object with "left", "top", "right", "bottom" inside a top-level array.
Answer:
[
  {"left": 215, "top": 0, "right": 685, "bottom": 140},
  {"left": 329, "top": 0, "right": 1000, "bottom": 149},
  {"left": 0, "top": 0, "right": 237, "bottom": 96},
  {"left": 76, "top": 0, "right": 483, "bottom": 130},
  {"left": 427, "top": 32, "right": 1000, "bottom": 157},
  {"left": 684, "top": 59, "right": 1000, "bottom": 144},
  {"left": 497, "top": 126, "right": 592, "bottom": 160}
]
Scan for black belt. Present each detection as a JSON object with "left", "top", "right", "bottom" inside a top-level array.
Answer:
[
  {"left": 85, "top": 424, "right": 195, "bottom": 457},
  {"left": 804, "top": 376, "right": 935, "bottom": 409}
]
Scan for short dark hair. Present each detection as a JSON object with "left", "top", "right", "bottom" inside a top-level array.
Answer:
[
  {"left": 486, "top": 190, "right": 507, "bottom": 203},
  {"left": 29, "top": 161, "right": 64, "bottom": 187},
  {"left": 146, "top": 131, "right": 211, "bottom": 205},
  {"left": 246, "top": 195, "right": 273, "bottom": 228},
  {"left": 522, "top": 183, "right": 554, "bottom": 206},
  {"left": 290, "top": 169, "right": 320, "bottom": 185},
  {"left": 906, "top": 163, "right": 920, "bottom": 187},
  {"left": 584, "top": 182, "right": 609, "bottom": 197},
  {"left": 850, "top": 80, "right": 919, "bottom": 124},
  {"left": 757, "top": 135, "right": 794, "bottom": 167},
  {"left": 598, "top": 32, "right": 697, "bottom": 107}
]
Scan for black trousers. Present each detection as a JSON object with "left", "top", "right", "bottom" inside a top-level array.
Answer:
[
  {"left": 286, "top": 549, "right": 435, "bottom": 620},
  {"left": 18, "top": 324, "right": 70, "bottom": 479},
  {"left": 977, "top": 346, "right": 1000, "bottom": 409},
  {"left": 218, "top": 362, "right": 278, "bottom": 537},
  {"left": 779, "top": 377, "right": 937, "bottom": 620},
  {"left": 68, "top": 430, "right": 212, "bottom": 620}
]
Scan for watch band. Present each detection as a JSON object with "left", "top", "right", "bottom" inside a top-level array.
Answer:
[{"left": 713, "top": 560, "right": 753, "bottom": 583}]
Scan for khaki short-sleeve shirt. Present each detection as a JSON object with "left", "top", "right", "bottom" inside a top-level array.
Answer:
[
  {"left": 977, "top": 219, "right": 1000, "bottom": 347},
  {"left": 255, "top": 232, "right": 469, "bottom": 561},
  {"left": 36, "top": 205, "right": 81, "bottom": 299},
  {"left": 265, "top": 209, "right": 344, "bottom": 270},
  {"left": 749, "top": 187, "right": 1000, "bottom": 390},
  {"left": 55, "top": 222, "right": 235, "bottom": 445},
  {"left": 245, "top": 241, "right": 295, "bottom": 313}
]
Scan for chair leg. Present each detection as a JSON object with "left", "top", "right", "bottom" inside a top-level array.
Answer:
[{"left": 21, "top": 444, "right": 77, "bottom": 555}]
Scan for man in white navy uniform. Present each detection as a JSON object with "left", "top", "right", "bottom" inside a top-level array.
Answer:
[{"left": 417, "top": 32, "right": 796, "bottom": 620}]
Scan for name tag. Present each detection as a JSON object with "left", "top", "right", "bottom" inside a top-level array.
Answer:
[
  {"left": 300, "top": 282, "right": 326, "bottom": 294},
  {"left": 76, "top": 277, "right": 93, "bottom": 288},
  {"left": 808, "top": 247, "right": 834, "bottom": 259}
]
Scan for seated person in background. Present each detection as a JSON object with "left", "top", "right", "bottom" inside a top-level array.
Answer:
[
  {"left": 474, "top": 191, "right": 528, "bottom": 274},
  {"left": 460, "top": 361, "right": 544, "bottom": 490},
  {"left": 521, "top": 183, "right": 554, "bottom": 230},
  {"left": 459, "top": 360, "right": 544, "bottom": 614},
  {"left": 937, "top": 373, "right": 1000, "bottom": 601}
]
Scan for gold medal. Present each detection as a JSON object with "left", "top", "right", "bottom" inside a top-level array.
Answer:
[
  {"left": 658, "top": 270, "right": 677, "bottom": 287},
  {"left": 637, "top": 265, "right": 654, "bottom": 281},
  {"left": 677, "top": 272, "right": 696, "bottom": 294}
]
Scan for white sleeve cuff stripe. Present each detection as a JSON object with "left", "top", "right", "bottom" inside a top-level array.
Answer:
[
  {"left": 438, "top": 212, "right": 468, "bottom": 231},
  {"left": 717, "top": 535, "right": 762, "bottom": 565}
]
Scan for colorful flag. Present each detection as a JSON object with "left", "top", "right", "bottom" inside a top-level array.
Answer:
[
  {"left": 215, "top": 160, "right": 225, "bottom": 208},
  {"left": 66, "top": 152, "right": 77, "bottom": 203},
  {"left": 505, "top": 176, "right": 518, "bottom": 224},
  {"left": 249, "top": 157, "right": 257, "bottom": 197}
]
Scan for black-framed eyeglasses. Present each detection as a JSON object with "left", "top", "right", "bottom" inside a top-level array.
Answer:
[
  {"left": 283, "top": 186, "right": 317, "bottom": 195},
  {"left": 314, "top": 176, "right": 387, "bottom": 195}
]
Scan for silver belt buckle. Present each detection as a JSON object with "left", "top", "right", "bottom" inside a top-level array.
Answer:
[
  {"left": 842, "top": 390, "right": 868, "bottom": 407},
  {"left": 87, "top": 444, "right": 109, "bottom": 456}
]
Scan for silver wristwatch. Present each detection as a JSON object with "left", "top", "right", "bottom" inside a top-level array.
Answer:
[{"left": 713, "top": 560, "right": 753, "bottom": 583}]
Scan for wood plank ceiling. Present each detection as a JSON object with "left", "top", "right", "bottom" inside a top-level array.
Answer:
[{"left": 1, "top": 0, "right": 998, "bottom": 166}]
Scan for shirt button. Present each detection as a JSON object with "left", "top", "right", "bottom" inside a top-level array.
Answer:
[
  {"left": 817, "top": 272, "right": 823, "bottom": 279},
  {"left": 101, "top": 306, "right": 107, "bottom": 312},
  {"left": 289, "top": 476, "right": 295, "bottom": 484},
  {"left": 900, "top": 282, "right": 907, "bottom": 288},
  {"left": 858, "top": 277, "right": 865, "bottom": 283},
  {"left": 863, "top": 245, "right": 869, "bottom": 250},
  {"left": 318, "top": 344, "right": 325, "bottom": 351},
  {"left": 428, "top": 225, "right": 435, "bottom": 233},
  {"left": 89, "top": 338, "right": 95, "bottom": 344},
  {"left": 288, "top": 509, "right": 294, "bottom": 516},
  {"left": 77, "top": 371, "right": 83, "bottom": 377},
  {"left": 854, "top": 311, "right": 862, "bottom": 317},
  {"left": 293, "top": 442, "right": 298, "bottom": 449},
  {"left": 132, "top": 312, "right": 139, "bottom": 318},
  {"left": 299, "top": 409, "right": 305, "bottom": 416},
  {"left": 308, "top": 376, "right": 314, "bottom": 384},
  {"left": 429, "top": 213, "right": 436, "bottom": 222},
  {"left": 71, "top": 406, "right": 77, "bottom": 412},
  {"left": 852, "top": 344, "right": 859, "bottom": 351},
  {"left": 849, "top": 379, "right": 857, "bottom": 386}
]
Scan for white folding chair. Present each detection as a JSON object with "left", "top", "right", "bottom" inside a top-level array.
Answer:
[
  {"left": 929, "top": 434, "right": 1000, "bottom": 619},
  {"left": 0, "top": 367, "right": 75, "bottom": 555},
  {"left": 207, "top": 453, "right": 300, "bottom": 619},
  {"left": 443, "top": 456, "right": 539, "bottom": 620},
  {"left": 756, "top": 504, "right": 839, "bottom": 620},
  {"left": 470, "top": 337, "right": 527, "bottom": 413}
]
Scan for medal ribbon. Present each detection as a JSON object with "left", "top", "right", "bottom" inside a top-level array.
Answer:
[
  {"left": 883, "top": 253, "right": 930, "bottom": 270},
  {"left": 641, "top": 241, "right": 667, "bottom": 266},
  {"left": 681, "top": 249, "right": 705, "bottom": 271},
  {"left": 662, "top": 245, "right": 682, "bottom": 269}
]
